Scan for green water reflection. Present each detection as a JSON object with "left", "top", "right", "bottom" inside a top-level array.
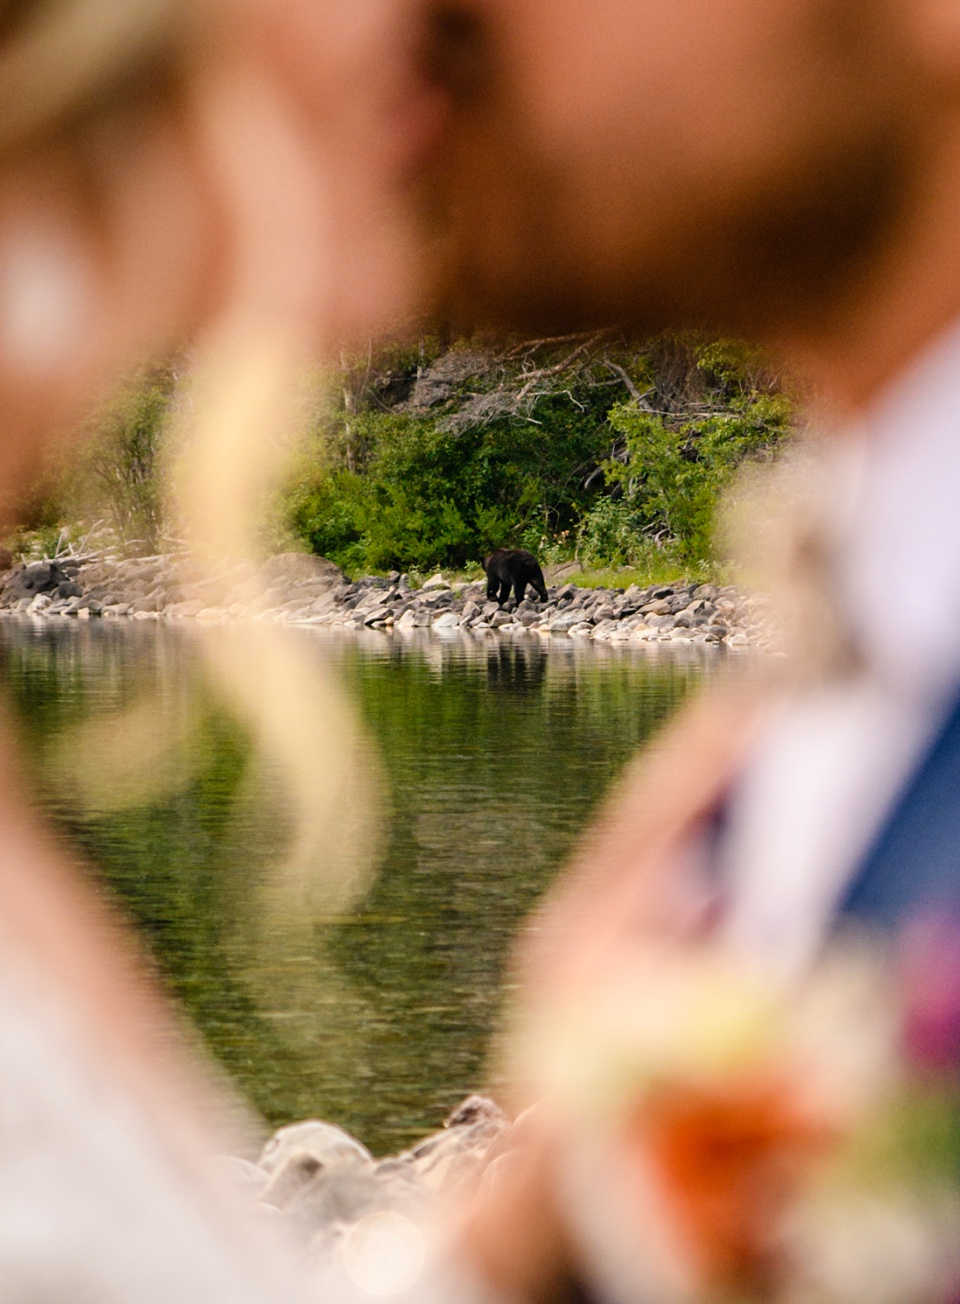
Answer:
[{"left": 0, "top": 618, "right": 716, "bottom": 1152}]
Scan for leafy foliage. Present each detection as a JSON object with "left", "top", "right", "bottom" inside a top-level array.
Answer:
[
  {"left": 285, "top": 374, "right": 615, "bottom": 573},
  {"left": 601, "top": 394, "right": 792, "bottom": 563},
  {"left": 77, "top": 361, "right": 178, "bottom": 549},
  {"left": 284, "top": 333, "right": 796, "bottom": 575},
  {"left": 29, "top": 334, "right": 794, "bottom": 576}
]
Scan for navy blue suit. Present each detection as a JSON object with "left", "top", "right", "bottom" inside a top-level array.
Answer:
[{"left": 840, "top": 690, "right": 960, "bottom": 926}]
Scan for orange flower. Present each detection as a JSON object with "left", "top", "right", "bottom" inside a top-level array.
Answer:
[{"left": 633, "top": 1079, "right": 837, "bottom": 1295}]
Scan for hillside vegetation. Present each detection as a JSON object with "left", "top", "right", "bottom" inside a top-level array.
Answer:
[
  {"left": 285, "top": 330, "right": 795, "bottom": 578},
  {"left": 17, "top": 333, "right": 796, "bottom": 580}
]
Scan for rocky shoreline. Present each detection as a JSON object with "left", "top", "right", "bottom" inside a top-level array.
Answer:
[
  {"left": 228, "top": 1096, "right": 512, "bottom": 1274},
  {"left": 0, "top": 551, "right": 773, "bottom": 648}
]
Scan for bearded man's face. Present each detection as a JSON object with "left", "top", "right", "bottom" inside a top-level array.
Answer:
[{"left": 420, "top": 0, "right": 930, "bottom": 338}]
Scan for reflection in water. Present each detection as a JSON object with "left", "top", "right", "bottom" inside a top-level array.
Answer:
[
  {"left": 0, "top": 618, "right": 720, "bottom": 1152},
  {"left": 483, "top": 641, "right": 548, "bottom": 694}
]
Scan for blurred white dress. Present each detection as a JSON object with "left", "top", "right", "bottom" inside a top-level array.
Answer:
[{"left": 0, "top": 954, "right": 299, "bottom": 1304}]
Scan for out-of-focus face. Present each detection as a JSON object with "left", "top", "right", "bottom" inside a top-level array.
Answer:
[{"left": 421, "top": 0, "right": 928, "bottom": 338}]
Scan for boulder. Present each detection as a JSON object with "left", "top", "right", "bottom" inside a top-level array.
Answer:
[
  {"left": 260, "top": 553, "right": 343, "bottom": 586},
  {"left": 260, "top": 1120, "right": 372, "bottom": 1177},
  {"left": 4, "top": 560, "right": 69, "bottom": 600},
  {"left": 166, "top": 599, "right": 204, "bottom": 618},
  {"left": 401, "top": 1095, "right": 507, "bottom": 1196},
  {"left": 549, "top": 611, "right": 584, "bottom": 633}
]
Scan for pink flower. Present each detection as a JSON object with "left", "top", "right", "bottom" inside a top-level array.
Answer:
[{"left": 898, "top": 913, "right": 960, "bottom": 1073}]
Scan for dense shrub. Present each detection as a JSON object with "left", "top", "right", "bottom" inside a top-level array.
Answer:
[
  {"left": 285, "top": 395, "right": 613, "bottom": 574},
  {"left": 25, "top": 335, "right": 794, "bottom": 576},
  {"left": 602, "top": 395, "right": 792, "bottom": 563},
  {"left": 285, "top": 334, "right": 795, "bottom": 575}
]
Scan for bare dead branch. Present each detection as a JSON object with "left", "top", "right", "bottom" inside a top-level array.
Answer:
[
  {"left": 503, "top": 330, "right": 608, "bottom": 361},
  {"left": 604, "top": 361, "right": 653, "bottom": 408},
  {"left": 515, "top": 335, "right": 604, "bottom": 401}
]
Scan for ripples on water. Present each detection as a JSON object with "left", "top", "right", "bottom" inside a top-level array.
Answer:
[{"left": 0, "top": 618, "right": 720, "bottom": 1152}]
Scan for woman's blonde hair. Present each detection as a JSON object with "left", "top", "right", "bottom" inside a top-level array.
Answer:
[
  {"left": 0, "top": 0, "right": 192, "bottom": 152},
  {"left": 0, "top": 0, "right": 385, "bottom": 1139}
]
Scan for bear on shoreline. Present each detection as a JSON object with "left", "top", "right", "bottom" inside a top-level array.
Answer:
[{"left": 482, "top": 549, "right": 549, "bottom": 605}]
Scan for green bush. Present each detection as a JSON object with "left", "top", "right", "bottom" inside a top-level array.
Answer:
[
  {"left": 576, "top": 497, "right": 648, "bottom": 567},
  {"left": 603, "top": 368, "right": 793, "bottom": 564},
  {"left": 36, "top": 335, "right": 794, "bottom": 577},
  {"left": 285, "top": 400, "right": 611, "bottom": 574}
]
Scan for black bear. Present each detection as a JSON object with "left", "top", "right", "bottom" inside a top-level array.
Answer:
[{"left": 482, "top": 549, "right": 549, "bottom": 604}]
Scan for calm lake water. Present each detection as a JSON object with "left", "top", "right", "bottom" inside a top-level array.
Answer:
[{"left": 0, "top": 617, "right": 720, "bottom": 1153}]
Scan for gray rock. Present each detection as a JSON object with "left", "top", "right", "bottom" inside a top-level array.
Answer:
[
  {"left": 401, "top": 1095, "right": 508, "bottom": 1195},
  {"left": 549, "top": 611, "right": 585, "bottom": 633},
  {"left": 260, "top": 1119, "right": 372, "bottom": 1177},
  {"left": 421, "top": 573, "right": 449, "bottom": 590},
  {"left": 261, "top": 553, "right": 342, "bottom": 586},
  {"left": 281, "top": 1158, "right": 425, "bottom": 1240},
  {"left": 432, "top": 611, "right": 460, "bottom": 629},
  {"left": 166, "top": 599, "right": 204, "bottom": 618}
]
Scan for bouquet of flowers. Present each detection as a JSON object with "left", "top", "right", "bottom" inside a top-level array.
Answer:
[{"left": 523, "top": 915, "right": 960, "bottom": 1304}]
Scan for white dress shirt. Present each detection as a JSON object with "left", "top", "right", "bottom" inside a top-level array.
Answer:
[{"left": 722, "top": 316, "right": 960, "bottom": 976}]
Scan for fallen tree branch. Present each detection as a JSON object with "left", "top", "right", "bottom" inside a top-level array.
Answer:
[
  {"left": 604, "top": 361, "right": 654, "bottom": 409},
  {"left": 515, "top": 335, "right": 605, "bottom": 402},
  {"left": 503, "top": 329, "right": 611, "bottom": 361}
]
